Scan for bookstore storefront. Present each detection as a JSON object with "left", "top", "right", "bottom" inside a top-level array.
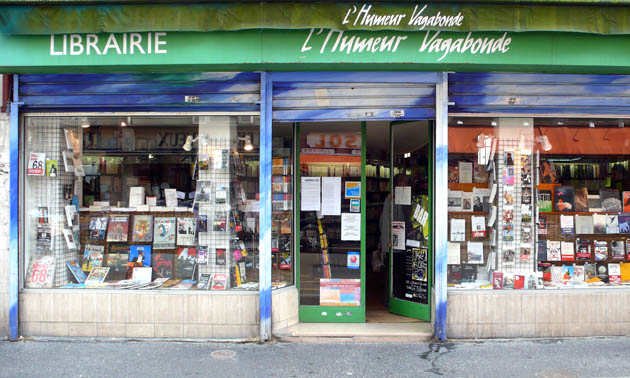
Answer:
[{"left": 4, "top": 2, "right": 630, "bottom": 341}]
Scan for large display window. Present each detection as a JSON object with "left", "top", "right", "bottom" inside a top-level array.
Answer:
[
  {"left": 22, "top": 114, "right": 294, "bottom": 290},
  {"left": 447, "top": 117, "right": 630, "bottom": 289}
]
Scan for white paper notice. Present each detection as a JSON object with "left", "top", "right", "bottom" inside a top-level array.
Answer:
[
  {"left": 392, "top": 221, "right": 405, "bottom": 250},
  {"left": 341, "top": 213, "right": 361, "bottom": 241},
  {"left": 447, "top": 242, "right": 461, "bottom": 265},
  {"left": 164, "top": 189, "right": 178, "bottom": 208},
  {"left": 394, "top": 186, "right": 412, "bottom": 205},
  {"left": 321, "top": 177, "right": 341, "bottom": 215},
  {"left": 301, "top": 177, "right": 321, "bottom": 211}
]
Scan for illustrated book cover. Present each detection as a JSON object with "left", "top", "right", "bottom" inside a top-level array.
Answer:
[
  {"left": 84, "top": 267, "right": 110, "bottom": 287},
  {"left": 211, "top": 273, "right": 228, "bottom": 290},
  {"left": 66, "top": 260, "right": 86, "bottom": 284},
  {"left": 594, "top": 240, "right": 608, "bottom": 261},
  {"left": 554, "top": 186, "right": 574, "bottom": 212},
  {"left": 576, "top": 239, "right": 592, "bottom": 260},
  {"left": 177, "top": 217, "right": 197, "bottom": 246},
  {"left": 153, "top": 217, "right": 176, "bottom": 249},
  {"left": 176, "top": 247, "right": 197, "bottom": 279},
  {"left": 131, "top": 214, "right": 153, "bottom": 242},
  {"left": 88, "top": 216, "right": 108, "bottom": 240},
  {"left": 152, "top": 253, "right": 174, "bottom": 279},
  {"left": 129, "top": 245, "right": 152, "bottom": 267},
  {"left": 81, "top": 244, "right": 104, "bottom": 272},
  {"left": 106, "top": 215, "right": 130, "bottom": 242},
  {"left": 600, "top": 188, "right": 622, "bottom": 212},
  {"left": 574, "top": 187, "right": 589, "bottom": 212}
]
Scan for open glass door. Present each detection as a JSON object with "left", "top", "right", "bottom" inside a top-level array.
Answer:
[
  {"left": 297, "top": 122, "right": 366, "bottom": 322},
  {"left": 388, "top": 121, "right": 432, "bottom": 321}
]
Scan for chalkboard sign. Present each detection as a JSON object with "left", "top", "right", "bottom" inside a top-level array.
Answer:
[{"left": 404, "top": 247, "right": 429, "bottom": 304}]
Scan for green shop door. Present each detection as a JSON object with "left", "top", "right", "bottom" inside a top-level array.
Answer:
[
  {"left": 387, "top": 121, "right": 432, "bottom": 321},
  {"left": 297, "top": 122, "right": 366, "bottom": 323}
]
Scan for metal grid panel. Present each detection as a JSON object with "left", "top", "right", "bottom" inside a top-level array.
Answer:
[{"left": 24, "top": 117, "right": 78, "bottom": 287}]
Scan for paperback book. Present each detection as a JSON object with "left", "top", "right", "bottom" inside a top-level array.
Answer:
[
  {"left": 547, "top": 240, "right": 561, "bottom": 261},
  {"left": 574, "top": 187, "right": 589, "bottom": 212},
  {"left": 105, "top": 251, "right": 129, "bottom": 280},
  {"left": 554, "top": 186, "right": 575, "bottom": 212},
  {"left": 576, "top": 239, "right": 592, "bottom": 260},
  {"left": 129, "top": 245, "right": 152, "bottom": 267},
  {"left": 611, "top": 240, "right": 625, "bottom": 260},
  {"left": 624, "top": 191, "right": 630, "bottom": 212},
  {"left": 197, "top": 273, "right": 212, "bottom": 290},
  {"left": 560, "top": 241, "right": 575, "bottom": 261},
  {"left": 600, "top": 188, "right": 622, "bottom": 212},
  {"left": 588, "top": 194, "right": 602, "bottom": 212},
  {"left": 619, "top": 214, "right": 630, "bottom": 233},
  {"left": 66, "top": 260, "right": 86, "bottom": 283},
  {"left": 594, "top": 240, "right": 608, "bottom": 261},
  {"left": 177, "top": 217, "right": 197, "bottom": 246},
  {"left": 84, "top": 267, "right": 110, "bottom": 287},
  {"left": 593, "top": 214, "right": 606, "bottom": 234},
  {"left": 606, "top": 214, "right": 619, "bottom": 234},
  {"left": 575, "top": 215, "right": 594, "bottom": 234},
  {"left": 609, "top": 263, "right": 622, "bottom": 283},
  {"left": 537, "top": 240, "right": 547, "bottom": 261},
  {"left": 211, "top": 273, "right": 228, "bottom": 290},
  {"left": 537, "top": 190, "right": 552, "bottom": 213}
]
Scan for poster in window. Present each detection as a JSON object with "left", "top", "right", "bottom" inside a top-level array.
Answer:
[
  {"left": 27, "top": 152, "right": 45, "bottom": 176},
  {"left": 25, "top": 255, "right": 56, "bottom": 288},
  {"left": 319, "top": 278, "right": 361, "bottom": 306}
]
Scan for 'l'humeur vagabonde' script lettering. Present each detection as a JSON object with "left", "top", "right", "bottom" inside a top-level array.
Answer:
[
  {"left": 50, "top": 32, "right": 167, "bottom": 56},
  {"left": 343, "top": 4, "right": 463, "bottom": 30},
  {"left": 302, "top": 29, "right": 511, "bottom": 61}
]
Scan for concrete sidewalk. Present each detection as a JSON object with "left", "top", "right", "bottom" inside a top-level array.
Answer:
[{"left": 1, "top": 337, "right": 629, "bottom": 377}]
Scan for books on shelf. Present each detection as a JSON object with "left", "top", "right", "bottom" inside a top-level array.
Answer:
[
  {"left": 88, "top": 216, "right": 108, "bottom": 240},
  {"left": 82, "top": 244, "right": 104, "bottom": 272},
  {"left": 554, "top": 186, "right": 574, "bottom": 212},
  {"left": 131, "top": 215, "right": 153, "bottom": 242},
  {"left": 107, "top": 215, "right": 130, "bottom": 242}
]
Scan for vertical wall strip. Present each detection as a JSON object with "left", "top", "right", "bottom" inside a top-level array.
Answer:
[
  {"left": 434, "top": 72, "right": 449, "bottom": 341},
  {"left": 259, "top": 72, "right": 272, "bottom": 342},
  {"left": 9, "top": 75, "right": 20, "bottom": 340}
]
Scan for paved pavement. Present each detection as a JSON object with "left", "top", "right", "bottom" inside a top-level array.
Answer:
[{"left": 1, "top": 337, "right": 629, "bottom": 377}]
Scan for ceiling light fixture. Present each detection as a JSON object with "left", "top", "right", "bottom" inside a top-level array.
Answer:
[
  {"left": 589, "top": 121, "right": 595, "bottom": 128},
  {"left": 619, "top": 121, "right": 625, "bottom": 128},
  {"left": 456, "top": 120, "right": 463, "bottom": 125},
  {"left": 239, "top": 135, "right": 254, "bottom": 151},
  {"left": 80, "top": 117, "right": 90, "bottom": 128},
  {"left": 121, "top": 116, "right": 131, "bottom": 127}
]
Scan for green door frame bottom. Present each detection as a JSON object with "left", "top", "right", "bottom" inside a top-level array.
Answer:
[
  {"left": 297, "top": 122, "right": 367, "bottom": 323},
  {"left": 387, "top": 120, "right": 433, "bottom": 322}
]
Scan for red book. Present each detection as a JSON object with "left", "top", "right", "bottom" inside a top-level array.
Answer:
[
  {"left": 514, "top": 275, "right": 525, "bottom": 289},
  {"left": 492, "top": 272, "right": 503, "bottom": 289},
  {"left": 624, "top": 192, "right": 630, "bottom": 212}
]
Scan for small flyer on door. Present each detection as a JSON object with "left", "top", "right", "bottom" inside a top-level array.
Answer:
[
  {"left": 347, "top": 251, "right": 360, "bottom": 269},
  {"left": 392, "top": 221, "right": 406, "bottom": 250},
  {"left": 341, "top": 213, "right": 360, "bottom": 240},
  {"left": 344, "top": 181, "right": 361, "bottom": 199},
  {"left": 27, "top": 152, "right": 46, "bottom": 176}
]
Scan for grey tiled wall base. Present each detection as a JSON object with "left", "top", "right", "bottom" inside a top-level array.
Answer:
[
  {"left": 447, "top": 290, "right": 630, "bottom": 338},
  {"left": 19, "top": 291, "right": 260, "bottom": 340}
]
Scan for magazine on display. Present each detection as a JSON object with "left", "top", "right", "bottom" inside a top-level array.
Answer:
[
  {"left": 152, "top": 253, "right": 174, "bottom": 279},
  {"left": 62, "top": 228, "right": 78, "bottom": 250},
  {"left": 66, "top": 260, "right": 86, "bottom": 283},
  {"left": 176, "top": 247, "right": 197, "bottom": 279},
  {"left": 211, "top": 273, "right": 228, "bottom": 290},
  {"left": 84, "top": 267, "right": 110, "bottom": 287},
  {"left": 36, "top": 227, "right": 53, "bottom": 253},
  {"left": 129, "top": 245, "right": 152, "bottom": 267}
]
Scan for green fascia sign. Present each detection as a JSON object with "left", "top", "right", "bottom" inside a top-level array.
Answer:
[
  {"left": 3, "top": 29, "right": 630, "bottom": 74},
  {"left": 4, "top": 2, "right": 630, "bottom": 35}
]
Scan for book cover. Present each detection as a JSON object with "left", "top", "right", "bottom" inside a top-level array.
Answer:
[
  {"left": 177, "top": 217, "right": 197, "bottom": 246},
  {"left": 279, "top": 252, "right": 291, "bottom": 269},
  {"left": 574, "top": 187, "right": 589, "bottom": 211},
  {"left": 153, "top": 217, "right": 176, "bottom": 249},
  {"left": 608, "top": 263, "right": 622, "bottom": 283},
  {"left": 131, "top": 215, "right": 153, "bottom": 242},
  {"left": 62, "top": 228, "right": 77, "bottom": 250},
  {"left": 502, "top": 167, "right": 515, "bottom": 185},
  {"left": 538, "top": 190, "right": 552, "bottom": 213},
  {"left": 198, "top": 215, "right": 208, "bottom": 233},
  {"left": 502, "top": 273, "right": 514, "bottom": 289},
  {"left": 106, "top": 215, "right": 130, "bottom": 242},
  {"left": 554, "top": 186, "right": 574, "bottom": 212},
  {"left": 503, "top": 248, "right": 515, "bottom": 264},
  {"left": 461, "top": 265, "right": 477, "bottom": 282},
  {"left": 81, "top": 244, "right": 104, "bottom": 272},
  {"left": 547, "top": 240, "right": 561, "bottom": 261},
  {"left": 576, "top": 239, "right": 592, "bottom": 260},
  {"left": 522, "top": 225, "right": 532, "bottom": 243},
  {"left": 473, "top": 161, "right": 489, "bottom": 183},
  {"left": 521, "top": 204, "right": 533, "bottom": 223},
  {"left": 129, "top": 245, "right": 152, "bottom": 267},
  {"left": 197, "top": 273, "right": 212, "bottom": 290},
  {"left": 46, "top": 159, "right": 58, "bottom": 177},
  {"left": 88, "top": 216, "right": 108, "bottom": 240},
  {"left": 514, "top": 275, "right": 525, "bottom": 289},
  {"left": 212, "top": 211, "right": 228, "bottom": 232},
  {"left": 537, "top": 240, "right": 547, "bottom": 261},
  {"left": 458, "top": 161, "right": 473, "bottom": 183},
  {"left": 624, "top": 191, "right": 630, "bottom": 212},
  {"left": 152, "top": 253, "right": 174, "bottom": 279},
  {"left": 461, "top": 192, "right": 473, "bottom": 212},
  {"left": 216, "top": 248, "right": 226, "bottom": 265},
  {"left": 176, "top": 247, "right": 197, "bottom": 279},
  {"left": 66, "top": 260, "right": 86, "bottom": 283},
  {"left": 448, "top": 265, "right": 462, "bottom": 285},
  {"left": 584, "top": 263, "right": 597, "bottom": 281},
  {"left": 447, "top": 190, "right": 462, "bottom": 212},
  {"left": 561, "top": 241, "right": 575, "bottom": 261},
  {"left": 448, "top": 164, "right": 459, "bottom": 183},
  {"left": 211, "top": 273, "right": 228, "bottom": 290},
  {"left": 64, "top": 205, "right": 78, "bottom": 227},
  {"left": 573, "top": 265, "right": 585, "bottom": 282},
  {"left": 560, "top": 215, "right": 574, "bottom": 235},
  {"left": 600, "top": 188, "right": 622, "bottom": 212},
  {"left": 594, "top": 240, "right": 608, "bottom": 261},
  {"left": 618, "top": 214, "right": 630, "bottom": 233},
  {"left": 85, "top": 267, "right": 110, "bottom": 287},
  {"left": 492, "top": 271, "right": 503, "bottom": 289},
  {"left": 37, "top": 206, "right": 49, "bottom": 225},
  {"left": 561, "top": 265, "right": 574, "bottom": 284},
  {"left": 471, "top": 216, "right": 486, "bottom": 238},
  {"left": 550, "top": 265, "right": 563, "bottom": 284},
  {"left": 503, "top": 188, "right": 515, "bottom": 206},
  {"left": 593, "top": 214, "right": 606, "bottom": 234},
  {"left": 611, "top": 240, "right": 625, "bottom": 260},
  {"left": 606, "top": 214, "right": 619, "bottom": 234},
  {"left": 588, "top": 194, "right": 602, "bottom": 212},
  {"left": 105, "top": 252, "right": 129, "bottom": 280},
  {"left": 132, "top": 267, "right": 153, "bottom": 283},
  {"left": 574, "top": 215, "right": 594, "bottom": 234},
  {"left": 36, "top": 227, "right": 53, "bottom": 253},
  {"left": 596, "top": 263, "right": 609, "bottom": 283},
  {"left": 538, "top": 216, "right": 548, "bottom": 235},
  {"left": 520, "top": 245, "right": 532, "bottom": 261},
  {"left": 503, "top": 222, "right": 514, "bottom": 242}
]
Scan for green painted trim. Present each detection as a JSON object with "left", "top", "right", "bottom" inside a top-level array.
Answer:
[
  {"left": 360, "top": 121, "right": 367, "bottom": 323},
  {"left": 4, "top": 3, "right": 630, "bottom": 35},
  {"left": 299, "top": 305, "right": 364, "bottom": 323},
  {"left": 389, "top": 297, "right": 431, "bottom": 319}
]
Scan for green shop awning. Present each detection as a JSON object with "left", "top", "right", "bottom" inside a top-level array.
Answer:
[{"left": 4, "top": 2, "right": 630, "bottom": 35}]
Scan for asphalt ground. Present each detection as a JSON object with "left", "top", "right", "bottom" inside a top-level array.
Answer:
[{"left": 1, "top": 337, "right": 629, "bottom": 378}]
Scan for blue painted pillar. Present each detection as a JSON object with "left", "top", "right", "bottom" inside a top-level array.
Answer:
[
  {"left": 9, "top": 75, "right": 20, "bottom": 340},
  {"left": 258, "top": 72, "right": 272, "bottom": 342},
  {"left": 434, "top": 72, "right": 449, "bottom": 341}
]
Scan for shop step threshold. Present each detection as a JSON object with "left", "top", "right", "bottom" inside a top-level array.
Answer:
[{"left": 275, "top": 322, "right": 433, "bottom": 343}]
